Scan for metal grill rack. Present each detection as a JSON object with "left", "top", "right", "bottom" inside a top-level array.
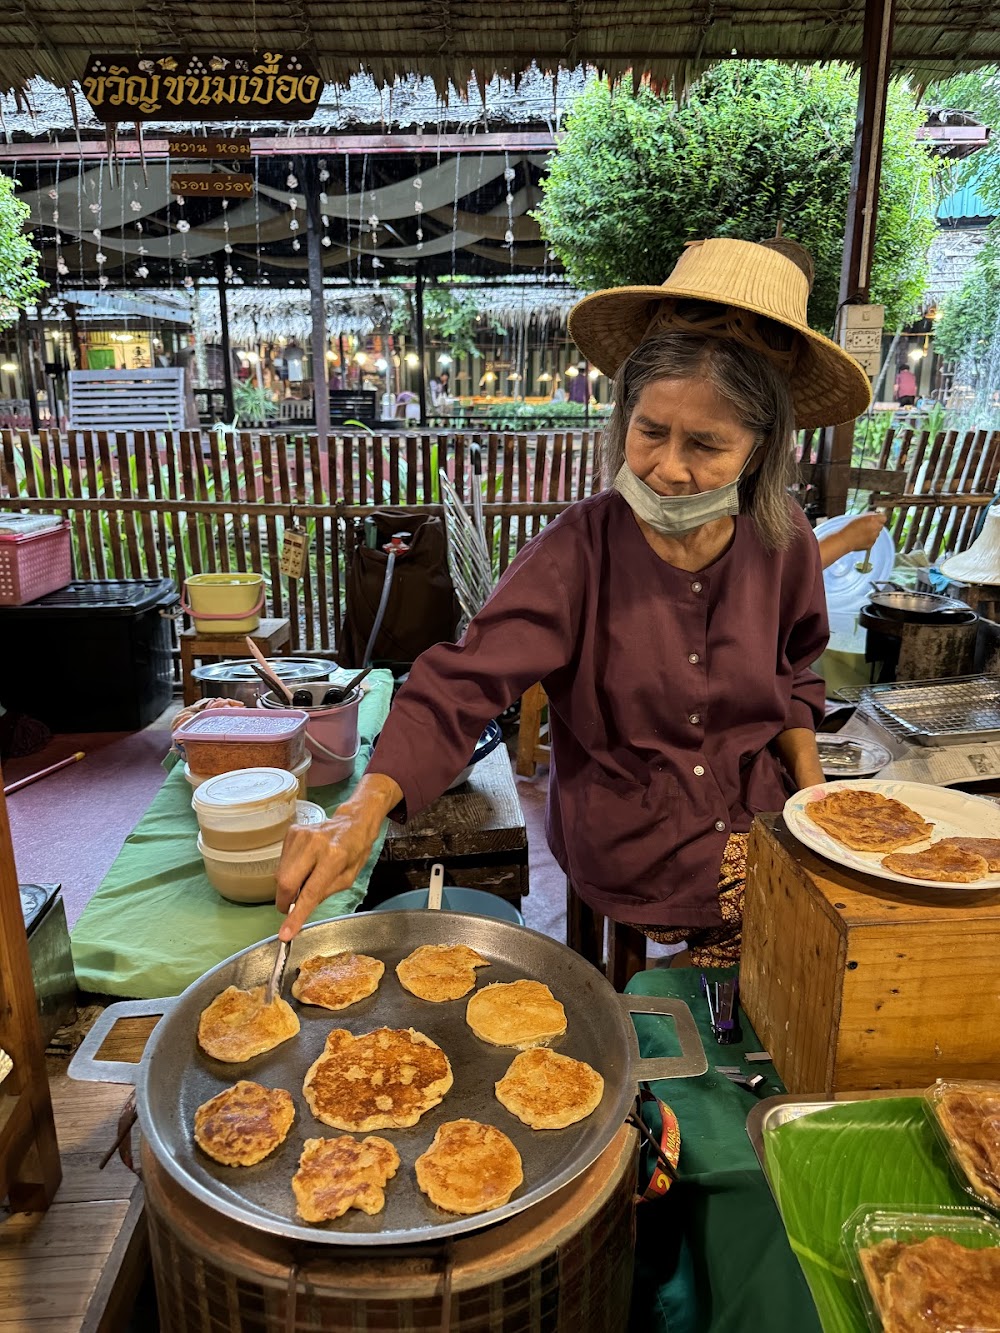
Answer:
[{"left": 851, "top": 674, "right": 1000, "bottom": 747}]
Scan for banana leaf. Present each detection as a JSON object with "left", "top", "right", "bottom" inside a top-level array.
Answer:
[{"left": 763, "top": 1098, "right": 968, "bottom": 1333}]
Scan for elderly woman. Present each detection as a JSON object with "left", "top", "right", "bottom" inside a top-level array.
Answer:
[{"left": 276, "top": 237, "right": 871, "bottom": 963}]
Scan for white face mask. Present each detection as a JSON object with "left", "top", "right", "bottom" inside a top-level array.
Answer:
[{"left": 613, "top": 451, "right": 757, "bottom": 537}]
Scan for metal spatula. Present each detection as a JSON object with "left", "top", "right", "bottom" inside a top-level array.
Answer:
[{"left": 427, "top": 863, "right": 444, "bottom": 911}]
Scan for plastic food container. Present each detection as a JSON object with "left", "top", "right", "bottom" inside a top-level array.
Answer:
[
  {"left": 184, "top": 753, "right": 312, "bottom": 801},
  {"left": 843, "top": 1205, "right": 1000, "bottom": 1333},
  {"left": 174, "top": 708, "right": 308, "bottom": 777},
  {"left": 192, "top": 768, "right": 300, "bottom": 853},
  {"left": 198, "top": 800, "right": 326, "bottom": 903},
  {"left": 926, "top": 1078, "right": 1000, "bottom": 1211}
]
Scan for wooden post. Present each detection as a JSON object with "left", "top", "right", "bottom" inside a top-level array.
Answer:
[
  {"left": 817, "top": 0, "right": 896, "bottom": 517},
  {"left": 215, "top": 252, "right": 236, "bottom": 424},
  {"left": 0, "top": 771, "right": 62, "bottom": 1211},
  {"left": 17, "top": 309, "right": 41, "bottom": 433},
  {"left": 306, "top": 170, "right": 329, "bottom": 453},
  {"left": 415, "top": 264, "right": 428, "bottom": 427}
]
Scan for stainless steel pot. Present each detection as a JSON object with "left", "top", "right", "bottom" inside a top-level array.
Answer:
[
  {"left": 190, "top": 657, "right": 333, "bottom": 705},
  {"left": 69, "top": 911, "right": 705, "bottom": 1248},
  {"left": 868, "top": 583, "right": 972, "bottom": 623}
]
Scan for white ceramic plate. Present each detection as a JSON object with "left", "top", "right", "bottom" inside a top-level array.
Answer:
[{"left": 783, "top": 778, "right": 1000, "bottom": 890}]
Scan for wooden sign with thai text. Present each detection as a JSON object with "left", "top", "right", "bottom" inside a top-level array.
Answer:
[
  {"left": 168, "top": 136, "right": 252, "bottom": 159},
  {"left": 170, "top": 174, "right": 255, "bottom": 198},
  {"left": 82, "top": 51, "right": 322, "bottom": 122}
]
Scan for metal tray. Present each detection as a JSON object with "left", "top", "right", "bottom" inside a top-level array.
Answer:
[
  {"left": 860, "top": 674, "right": 1000, "bottom": 747},
  {"left": 70, "top": 911, "right": 706, "bottom": 1248}
]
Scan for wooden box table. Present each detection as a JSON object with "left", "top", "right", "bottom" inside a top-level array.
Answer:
[
  {"left": 367, "top": 744, "right": 528, "bottom": 913},
  {"left": 179, "top": 617, "right": 291, "bottom": 704},
  {"left": 741, "top": 814, "right": 1000, "bottom": 1095}
]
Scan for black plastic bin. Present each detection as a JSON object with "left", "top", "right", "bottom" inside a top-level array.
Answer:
[{"left": 0, "top": 579, "right": 179, "bottom": 732}]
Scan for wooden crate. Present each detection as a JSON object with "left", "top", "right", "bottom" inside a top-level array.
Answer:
[{"left": 741, "top": 815, "right": 1000, "bottom": 1094}]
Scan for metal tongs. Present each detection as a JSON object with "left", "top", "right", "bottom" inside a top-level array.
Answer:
[{"left": 265, "top": 891, "right": 300, "bottom": 1005}]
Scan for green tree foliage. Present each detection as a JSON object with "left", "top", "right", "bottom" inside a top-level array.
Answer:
[
  {"left": 925, "top": 67, "right": 1000, "bottom": 213},
  {"left": 0, "top": 174, "right": 44, "bottom": 327},
  {"left": 536, "top": 64, "right": 938, "bottom": 332},
  {"left": 933, "top": 241, "right": 1000, "bottom": 364},
  {"left": 390, "top": 280, "right": 505, "bottom": 355}
]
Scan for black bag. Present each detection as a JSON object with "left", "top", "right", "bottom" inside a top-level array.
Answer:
[{"left": 338, "top": 509, "right": 461, "bottom": 669}]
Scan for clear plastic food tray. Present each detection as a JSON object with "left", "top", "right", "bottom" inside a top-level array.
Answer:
[
  {"left": 844, "top": 1205, "right": 1000, "bottom": 1333},
  {"left": 926, "top": 1079, "right": 1000, "bottom": 1214}
]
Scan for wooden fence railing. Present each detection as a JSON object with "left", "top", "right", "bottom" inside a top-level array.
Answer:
[
  {"left": 0, "top": 429, "right": 603, "bottom": 653},
  {"left": 2, "top": 424, "right": 998, "bottom": 657}
]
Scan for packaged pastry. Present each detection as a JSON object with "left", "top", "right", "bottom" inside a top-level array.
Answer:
[
  {"left": 844, "top": 1206, "right": 1000, "bottom": 1333},
  {"left": 926, "top": 1079, "right": 1000, "bottom": 1211},
  {"left": 174, "top": 708, "right": 308, "bottom": 777}
]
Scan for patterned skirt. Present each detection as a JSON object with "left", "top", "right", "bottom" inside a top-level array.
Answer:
[{"left": 627, "top": 832, "right": 749, "bottom": 968}]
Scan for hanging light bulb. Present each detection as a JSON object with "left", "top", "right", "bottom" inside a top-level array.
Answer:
[
  {"left": 405, "top": 352, "right": 420, "bottom": 368},
  {"left": 565, "top": 365, "right": 580, "bottom": 378},
  {"left": 355, "top": 351, "right": 368, "bottom": 365},
  {"left": 588, "top": 368, "right": 600, "bottom": 381},
  {"left": 538, "top": 371, "right": 553, "bottom": 383},
  {"left": 375, "top": 357, "right": 388, "bottom": 372}
]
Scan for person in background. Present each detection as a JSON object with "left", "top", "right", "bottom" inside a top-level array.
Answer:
[
  {"left": 550, "top": 378, "right": 569, "bottom": 403},
  {"left": 894, "top": 363, "right": 918, "bottom": 407},
  {"left": 568, "top": 363, "right": 589, "bottom": 404},
  {"left": 817, "top": 511, "right": 887, "bottom": 569}
]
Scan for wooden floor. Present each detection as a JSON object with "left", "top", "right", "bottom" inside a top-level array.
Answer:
[{"left": 0, "top": 1018, "right": 148, "bottom": 1333}]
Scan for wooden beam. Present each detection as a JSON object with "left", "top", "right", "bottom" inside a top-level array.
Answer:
[
  {"left": 818, "top": 0, "right": 896, "bottom": 519},
  {"left": 0, "top": 132, "right": 558, "bottom": 163}
]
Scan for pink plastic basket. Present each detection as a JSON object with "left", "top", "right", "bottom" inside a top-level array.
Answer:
[{"left": 0, "top": 524, "right": 72, "bottom": 606}]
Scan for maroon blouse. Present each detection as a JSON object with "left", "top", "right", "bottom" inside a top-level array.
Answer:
[{"left": 368, "top": 490, "right": 829, "bottom": 927}]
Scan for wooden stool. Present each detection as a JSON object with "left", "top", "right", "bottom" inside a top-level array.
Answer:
[
  {"left": 565, "top": 880, "right": 648, "bottom": 991},
  {"left": 516, "top": 681, "right": 551, "bottom": 777},
  {"left": 179, "top": 617, "right": 292, "bottom": 704}
]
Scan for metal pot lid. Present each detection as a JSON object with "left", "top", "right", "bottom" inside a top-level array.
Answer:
[{"left": 190, "top": 658, "right": 332, "bottom": 684}]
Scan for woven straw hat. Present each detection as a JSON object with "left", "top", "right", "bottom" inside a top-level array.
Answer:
[{"left": 567, "top": 238, "right": 873, "bottom": 429}]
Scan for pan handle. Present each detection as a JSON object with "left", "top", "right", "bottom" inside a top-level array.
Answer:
[
  {"left": 622, "top": 995, "right": 709, "bottom": 1081},
  {"left": 68, "top": 997, "right": 174, "bottom": 1085}
]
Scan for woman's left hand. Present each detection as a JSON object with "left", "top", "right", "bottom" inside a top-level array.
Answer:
[{"left": 775, "top": 727, "right": 825, "bottom": 790}]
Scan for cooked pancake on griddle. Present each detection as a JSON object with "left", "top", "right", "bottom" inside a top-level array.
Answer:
[
  {"left": 197, "top": 985, "right": 300, "bottom": 1063},
  {"left": 935, "top": 1085, "right": 1000, "bottom": 1206},
  {"left": 303, "top": 1027, "right": 453, "bottom": 1131},
  {"left": 881, "top": 842, "right": 989, "bottom": 883},
  {"left": 466, "top": 980, "right": 567, "bottom": 1048},
  {"left": 859, "top": 1235, "right": 1000, "bottom": 1333},
  {"left": 804, "top": 788, "right": 934, "bottom": 852},
  {"left": 937, "top": 837, "right": 1000, "bottom": 872},
  {"left": 193, "top": 1080, "right": 295, "bottom": 1167},
  {"left": 495, "top": 1048, "right": 604, "bottom": 1129},
  {"left": 415, "top": 1119, "right": 523, "bottom": 1215},
  {"left": 292, "top": 1135, "right": 400, "bottom": 1223},
  {"left": 395, "top": 943, "right": 490, "bottom": 1002},
  {"left": 291, "top": 951, "right": 385, "bottom": 1011}
]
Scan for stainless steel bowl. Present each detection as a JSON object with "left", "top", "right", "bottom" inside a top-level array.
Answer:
[{"left": 190, "top": 657, "right": 332, "bottom": 705}]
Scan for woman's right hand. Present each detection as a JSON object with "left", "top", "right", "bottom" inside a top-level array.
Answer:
[{"left": 275, "top": 773, "right": 403, "bottom": 941}]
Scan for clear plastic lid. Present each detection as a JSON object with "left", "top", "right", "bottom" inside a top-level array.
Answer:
[
  {"left": 175, "top": 708, "right": 309, "bottom": 744},
  {"left": 926, "top": 1079, "right": 1000, "bottom": 1213},
  {"left": 192, "top": 767, "right": 298, "bottom": 814},
  {"left": 817, "top": 736, "right": 893, "bottom": 778},
  {"left": 843, "top": 1205, "right": 1000, "bottom": 1332},
  {"left": 815, "top": 513, "right": 896, "bottom": 615}
]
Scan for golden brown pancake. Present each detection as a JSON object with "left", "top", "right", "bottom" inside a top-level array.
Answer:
[
  {"left": 804, "top": 788, "right": 933, "bottom": 852},
  {"left": 466, "top": 980, "right": 567, "bottom": 1048},
  {"left": 291, "top": 952, "right": 385, "bottom": 1010},
  {"left": 859, "top": 1235, "right": 1000, "bottom": 1333},
  {"left": 935, "top": 1086, "right": 1000, "bottom": 1206},
  {"left": 415, "top": 1119, "right": 523, "bottom": 1215},
  {"left": 292, "top": 1135, "right": 400, "bottom": 1223},
  {"left": 197, "top": 985, "right": 300, "bottom": 1063},
  {"left": 881, "top": 843, "right": 988, "bottom": 883},
  {"left": 495, "top": 1048, "right": 605, "bottom": 1129},
  {"left": 395, "top": 944, "right": 490, "bottom": 1002},
  {"left": 303, "top": 1027, "right": 453, "bottom": 1131},
  {"left": 193, "top": 1080, "right": 295, "bottom": 1166},
  {"left": 937, "top": 837, "right": 1000, "bottom": 872}
]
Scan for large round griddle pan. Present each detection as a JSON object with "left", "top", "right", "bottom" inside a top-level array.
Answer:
[{"left": 70, "top": 911, "right": 705, "bottom": 1246}]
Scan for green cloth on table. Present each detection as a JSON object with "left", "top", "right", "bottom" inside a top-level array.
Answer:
[
  {"left": 627, "top": 968, "right": 821, "bottom": 1333},
  {"left": 71, "top": 671, "right": 394, "bottom": 1000}
]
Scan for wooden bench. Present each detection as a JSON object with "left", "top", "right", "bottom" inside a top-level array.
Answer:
[
  {"left": 179, "top": 616, "right": 292, "bottom": 704},
  {"left": 367, "top": 743, "right": 528, "bottom": 913}
]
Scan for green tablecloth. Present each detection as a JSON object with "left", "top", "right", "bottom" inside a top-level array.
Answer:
[
  {"left": 627, "top": 969, "right": 821, "bottom": 1333},
  {"left": 71, "top": 672, "right": 394, "bottom": 999}
]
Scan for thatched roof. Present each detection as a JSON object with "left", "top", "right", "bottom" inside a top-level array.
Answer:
[{"left": 2, "top": 1, "right": 998, "bottom": 99}]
